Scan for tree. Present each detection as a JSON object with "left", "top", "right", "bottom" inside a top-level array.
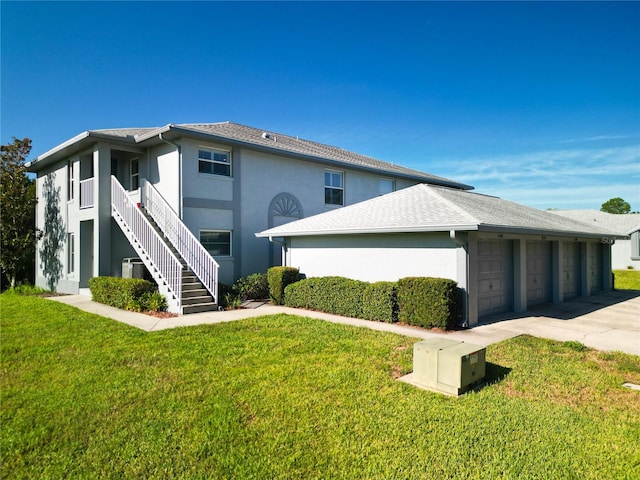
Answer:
[
  {"left": 601, "top": 197, "right": 631, "bottom": 214},
  {"left": 0, "top": 137, "right": 39, "bottom": 289}
]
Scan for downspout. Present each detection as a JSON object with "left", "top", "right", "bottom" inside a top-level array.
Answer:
[
  {"left": 450, "top": 230, "right": 470, "bottom": 328},
  {"left": 159, "top": 132, "right": 183, "bottom": 218},
  {"left": 269, "top": 236, "right": 288, "bottom": 266}
]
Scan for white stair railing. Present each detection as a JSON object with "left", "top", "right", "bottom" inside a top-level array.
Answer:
[
  {"left": 142, "top": 179, "right": 219, "bottom": 304},
  {"left": 111, "top": 176, "right": 183, "bottom": 308}
]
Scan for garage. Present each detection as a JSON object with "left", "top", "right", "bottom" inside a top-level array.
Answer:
[
  {"left": 477, "top": 240, "right": 514, "bottom": 318},
  {"left": 258, "top": 183, "right": 618, "bottom": 327},
  {"left": 562, "top": 242, "right": 581, "bottom": 299},
  {"left": 526, "top": 241, "right": 552, "bottom": 306}
]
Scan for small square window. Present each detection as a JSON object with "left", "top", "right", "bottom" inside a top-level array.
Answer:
[{"left": 200, "top": 230, "right": 231, "bottom": 257}]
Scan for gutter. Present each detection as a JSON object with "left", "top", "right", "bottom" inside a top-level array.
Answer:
[
  {"left": 159, "top": 130, "right": 183, "bottom": 218},
  {"left": 268, "top": 236, "right": 288, "bottom": 266}
]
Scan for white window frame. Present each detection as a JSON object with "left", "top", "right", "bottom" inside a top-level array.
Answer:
[
  {"left": 198, "top": 147, "right": 232, "bottom": 177},
  {"left": 324, "top": 170, "right": 344, "bottom": 206},
  {"left": 379, "top": 178, "right": 395, "bottom": 196},
  {"left": 199, "top": 230, "right": 232, "bottom": 257},
  {"left": 130, "top": 158, "right": 139, "bottom": 191},
  {"left": 67, "top": 233, "right": 75, "bottom": 274}
]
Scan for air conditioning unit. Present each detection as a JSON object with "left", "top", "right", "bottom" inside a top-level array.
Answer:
[{"left": 404, "top": 338, "right": 486, "bottom": 396}]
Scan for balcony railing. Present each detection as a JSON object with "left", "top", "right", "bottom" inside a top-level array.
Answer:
[{"left": 79, "top": 178, "right": 94, "bottom": 209}]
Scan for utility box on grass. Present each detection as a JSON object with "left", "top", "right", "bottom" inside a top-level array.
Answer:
[
  {"left": 404, "top": 338, "right": 486, "bottom": 396},
  {"left": 122, "top": 258, "right": 145, "bottom": 279}
]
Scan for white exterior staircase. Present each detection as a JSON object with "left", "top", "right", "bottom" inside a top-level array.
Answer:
[{"left": 111, "top": 176, "right": 219, "bottom": 314}]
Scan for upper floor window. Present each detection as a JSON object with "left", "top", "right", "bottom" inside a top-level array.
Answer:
[
  {"left": 200, "top": 230, "right": 232, "bottom": 257},
  {"left": 379, "top": 179, "right": 395, "bottom": 196},
  {"left": 324, "top": 170, "right": 343, "bottom": 206},
  {"left": 130, "top": 158, "right": 139, "bottom": 190},
  {"left": 67, "top": 160, "right": 74, "bottom": 201},
  {"left": 198, "top": 148, "right": 231, "bottom": 177}
]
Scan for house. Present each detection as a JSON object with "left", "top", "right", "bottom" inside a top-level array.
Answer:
[
  {"left": 548, "top": 210, "right": 640, "bottom": 270},
  {"left": 257, "top": 184, "right": 621, "bottom": 326},
  {"left": 26, "top": 122, "right": 471, "bottom": 313}
]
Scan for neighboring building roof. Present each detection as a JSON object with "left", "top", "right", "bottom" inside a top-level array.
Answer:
[
  {"left": 256, "top": 184, "right": 619, "bottom": 239},
  {"left": 27, "top": 122, "right": 472, "bottom": 190},
  {"left": 548, "top": 210, "right": 640, "bottom": 236}
]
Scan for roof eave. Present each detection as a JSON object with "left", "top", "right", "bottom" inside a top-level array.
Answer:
[
  {"left": 477, "top": 224, "right": 625, "bottom": 240},
  {"left": 152, "top": 125, "right": 473, "bottom": 190},
  {"left": 26, "top": 131, "right": 139, "bottom": 172}
]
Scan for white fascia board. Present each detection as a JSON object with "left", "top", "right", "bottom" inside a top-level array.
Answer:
[
  {"left": 26, "top": 131, "right": 91, "bottom": 170},
  {"left": 255, "top": 224, "right": 480, "bottom": 238}
]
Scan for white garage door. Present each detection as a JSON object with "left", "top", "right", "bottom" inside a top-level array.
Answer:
[
  {"left": 478, "top": 240, "right": 514, "bottom": 318},
  {"left": 527, "top": 241, "right": 552, "bottom": 307},
  {"left": 589, "top": 243, "right": 603, "bottom": 294},
  {"left": 563, "top": 242, "right": 581, "bottom": 299}
]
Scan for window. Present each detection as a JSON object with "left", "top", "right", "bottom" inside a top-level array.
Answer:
[
  {"left": 200, "top": 230, "right": 231, "bottom": 256},
  {"left": 67, "top": 233, "right": 75, "bottom": 274},
  {"left": 130, "top": 158, "right": 139, "bottom": 190},
  {"left": 379, "top": 179, "right": 395, "bottom": 196},
  {"left": 324, "top": 170, "right": 343, "bottom": 206},
  {"left": 68, "top": 161, "right": 74, "bottom": 201},
  {"left": 198, "top": 148, "right": 231, "bottom": 177}
]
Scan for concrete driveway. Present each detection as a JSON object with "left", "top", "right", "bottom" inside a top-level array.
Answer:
[{"left": 50, "top": 290, "right": 640, "bottom": 356}]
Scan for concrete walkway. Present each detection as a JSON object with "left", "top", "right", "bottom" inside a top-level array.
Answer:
[{"left": 49, "top": 290, "right": 640, "bottom": 356}]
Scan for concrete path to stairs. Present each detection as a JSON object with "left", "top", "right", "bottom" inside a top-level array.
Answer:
[{"left": 49, "top": 290, "right": 640, "bottom": 356}]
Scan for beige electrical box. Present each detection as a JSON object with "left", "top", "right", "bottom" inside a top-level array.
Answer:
[{"left": 410, "top": 338, "right": 486, "bottom": 396}]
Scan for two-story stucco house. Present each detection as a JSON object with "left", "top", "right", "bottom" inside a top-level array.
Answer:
[{"left": 27, "top": 122, "right": 471, "bottom": 313}]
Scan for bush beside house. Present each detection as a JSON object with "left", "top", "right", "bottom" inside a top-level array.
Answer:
[
  {"left": 267, "top": 267, "right": 300, "bottom": 305},
  {"left": 283, "top": 275, "right": 460, "bottom": 330},
  {"left": 397, "top": 277, "right": 460, "bottom": 329},
  {"left": 88, "top": 277, "right": 165, "bottom": 312}
]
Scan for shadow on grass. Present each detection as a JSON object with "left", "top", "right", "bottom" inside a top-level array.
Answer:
[{"left": 484, "top": 362, "right": 512, "bottom": 386}]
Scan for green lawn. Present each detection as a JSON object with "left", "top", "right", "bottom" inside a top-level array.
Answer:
[
  {"left": 614, "top": 269, "right": 640, "bottom": 290},
  {"left": 2, "top": 293, "right": 639, "bottom": 479}
]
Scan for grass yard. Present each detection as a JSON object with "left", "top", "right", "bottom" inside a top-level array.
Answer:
[
  {"left": 614, "top": 269, "right": 640, "bottom": 290},
  {"left": 2, "top": 293, "right": 639, "bottom": 479}
]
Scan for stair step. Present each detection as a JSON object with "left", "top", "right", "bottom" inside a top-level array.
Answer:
[
  {"left": 182, "top": 288, "right": 208, "bottom": 298},
  {"left": 182, "top": 295, "right": 214, "bottom": 305},
  {"left": 182, "top": 282, "right": 205, "bottom": 292},
  {"left": 182, "top": 302, "right": 218, "bottom": 315}
]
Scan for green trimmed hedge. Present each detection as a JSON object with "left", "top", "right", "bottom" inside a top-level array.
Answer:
[
  {"left": 285, "top": 276, "right": 368, "bottom": 318},
  {"left": 397, "top": 277, "right": 460, "bottom": 329},
  {"left": 88, "top": 276, "right": 158, "bottom": 311},
  {"left": 362, "top": 281, "right": 398, "bottom": 323},
  {"left": 267, "top": 267, "right": 300, "bottom": 305}
]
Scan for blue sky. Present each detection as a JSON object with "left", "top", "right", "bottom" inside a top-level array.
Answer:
[{"left": 2, "top": 1, "right": 639, "bottom": 211}]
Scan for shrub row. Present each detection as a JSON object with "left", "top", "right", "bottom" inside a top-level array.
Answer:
[
  {"left": 88, "top": 276, "right": 166, "bottom": 312},
  {"left": 267, "top": 267, "right": 300, "bottom": 305},
  {"left": 283, "top": 275, "right": 460, "bottom": 329}
]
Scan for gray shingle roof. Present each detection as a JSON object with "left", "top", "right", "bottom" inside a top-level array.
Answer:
[
  {"left": 256, "top": 184, "right": 618, "bottom": 238},
  {"left": 548, "top": 210, "right": 640, "bottom": 235},
  {"left": 92, "top": 122, "right": 471, "bottom": 189}
]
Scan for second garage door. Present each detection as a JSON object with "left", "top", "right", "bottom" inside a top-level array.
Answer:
[
  {"left": 527, "top": 241, "right": 552, "bottom": 307},
  {"left": 478, "top": 240, "right": 514, "bottom": 318},
  {"left": 563, "top": 242, "right": 581, "bottom": 299}
]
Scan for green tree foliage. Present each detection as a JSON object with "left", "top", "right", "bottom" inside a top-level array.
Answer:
[
  {"left": 0, "top": 138, "right": 39, "bottom": 289},
  {"left": 601, "top": 197, "right": 631, "bottom": 214}
]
